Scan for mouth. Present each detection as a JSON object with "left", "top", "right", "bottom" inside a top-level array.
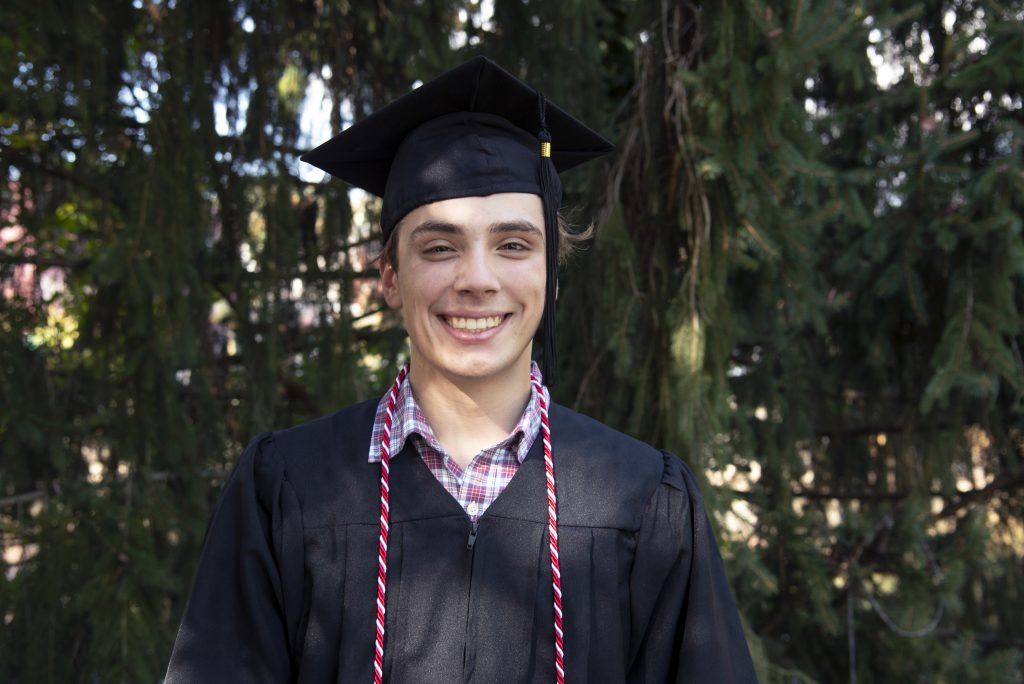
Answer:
[{"left": 442, "top": 314, "right": 508, "bottom": 333}]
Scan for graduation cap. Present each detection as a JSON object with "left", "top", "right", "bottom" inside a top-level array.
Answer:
[{"left": 301, "top": 56, "right": 613, "bottom": 385}]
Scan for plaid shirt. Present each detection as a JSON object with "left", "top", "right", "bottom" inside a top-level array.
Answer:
[{"left": 368, "top": 362, "right": 548, "bottom": 522}]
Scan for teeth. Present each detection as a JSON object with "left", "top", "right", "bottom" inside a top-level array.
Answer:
[{"left": 447, "top": 315, "right": 503, "bottom": 331}]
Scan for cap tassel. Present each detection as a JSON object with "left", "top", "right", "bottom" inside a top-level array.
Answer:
[{"left": 537, "top": 93, "right": 562, "bottom": 387}]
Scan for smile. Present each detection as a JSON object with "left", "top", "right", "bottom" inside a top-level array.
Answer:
[{"left": 444, "top": 315, "right": 505, "bottom": 332}]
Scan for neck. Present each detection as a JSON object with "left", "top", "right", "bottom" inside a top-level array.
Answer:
[{"left": 408, "top": 358, "right": 534, "bottom": 469}]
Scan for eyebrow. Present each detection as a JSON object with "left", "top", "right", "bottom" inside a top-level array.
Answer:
[
  {"left": 408, "top": 220, "right": 459, "bottom": 241},
  {"left": 489, "top": 220, "right": 544, "bottom": 239},
  {"left": 408, "top": 219, "right": 543, "bottom": 240}
]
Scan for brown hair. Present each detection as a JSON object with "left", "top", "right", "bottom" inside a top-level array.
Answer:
[{"left": 376, "top": 210, "right": 593, "bottom": 271}]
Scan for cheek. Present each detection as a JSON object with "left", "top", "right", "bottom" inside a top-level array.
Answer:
[
  {"left": 505, "top": 264, "right": 547, "bottom": 314},
  {"left": 399, "top": 264, "right": 448, "bottom": 308},
  {"left": 515, "top": 260, "right": 547, "bottom": 293}
]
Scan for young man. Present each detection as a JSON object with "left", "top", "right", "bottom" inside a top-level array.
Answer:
[{"left": 166, "top": 57, "right": 757, "bottom": 683}]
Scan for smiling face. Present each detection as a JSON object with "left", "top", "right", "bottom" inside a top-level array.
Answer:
[{"left": 380, "top": 192, "right": 546, "bottom": 388}]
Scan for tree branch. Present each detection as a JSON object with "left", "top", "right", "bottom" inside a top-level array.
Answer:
[
  {"left": 937, "top": 468, "right": 1024, "bottom": 520},
  {"left": 0, "top": 253, "right": 88, "bottom": 269}
]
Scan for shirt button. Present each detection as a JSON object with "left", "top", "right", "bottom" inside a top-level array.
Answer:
[{"left": 467, "top": 501, "right": 479, "bottom": 516}]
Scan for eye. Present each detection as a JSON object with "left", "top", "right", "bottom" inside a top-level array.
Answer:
[
  {"left": 421, "top": 243, "right": 455, "bottom": 256},
  {"left": 498, "top": 240, "right": 530, "bottom": 252}
]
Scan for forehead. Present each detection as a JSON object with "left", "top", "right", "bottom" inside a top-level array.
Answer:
[{"left": 395, "top": 192, "right": 544, "bottom": 236}]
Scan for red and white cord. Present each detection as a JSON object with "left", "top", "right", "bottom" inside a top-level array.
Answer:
[
  {"left": 532, "top": 368, "right": 565, "bottom": 684},
  {"left": 374, "top": 364, "right": 564, "bottom": 683},
  {"left": 374, "top": 363, "right": 407, "bottom": 684}
]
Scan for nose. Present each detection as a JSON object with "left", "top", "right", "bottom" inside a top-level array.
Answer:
[{"left": 454, "top": 246, "right": 500, "bottom": 295}]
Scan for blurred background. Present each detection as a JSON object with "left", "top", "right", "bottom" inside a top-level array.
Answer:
[{"left": 2, "top": 0, "right": 1023, "bottom": 681}]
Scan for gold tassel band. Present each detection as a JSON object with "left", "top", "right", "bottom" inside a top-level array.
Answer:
[{"left": 540, "top": 141, "right": 551, "bottom": 158}]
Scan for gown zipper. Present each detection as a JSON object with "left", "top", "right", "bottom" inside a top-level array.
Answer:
[{"left": 463, "top": 519, "right": 480, "bottom": 676}]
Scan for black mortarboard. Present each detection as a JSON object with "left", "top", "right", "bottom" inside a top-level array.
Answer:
[{"left": 301, "top": 56, "right": 613, "bottom": 385}]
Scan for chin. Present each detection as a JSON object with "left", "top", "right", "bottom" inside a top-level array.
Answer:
[
  {"left": 413, "top": 345, "right": 531, "bottom": 384},
  {"left": 443, "top": 356, "right": 517, "bottom": 380}
]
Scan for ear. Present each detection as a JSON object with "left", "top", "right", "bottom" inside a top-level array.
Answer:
[{"left": 379, "top": 259, "right": 403, "bottom": 309}]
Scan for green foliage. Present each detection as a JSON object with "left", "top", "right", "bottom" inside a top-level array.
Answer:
[
  {"left": 558, "top": 0, "right": 1024, "bottom": 681},
  {"left": 2, "top": 0, "right": 1022, "bottom": 682}
]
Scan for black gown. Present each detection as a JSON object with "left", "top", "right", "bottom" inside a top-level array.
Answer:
[{"left": 165, "top": 400, "right": 757, "bottom": 683}]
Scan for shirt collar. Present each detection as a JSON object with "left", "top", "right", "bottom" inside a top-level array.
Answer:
[{"left": 368, "top": 361, "right": 547, "bottom": 464}]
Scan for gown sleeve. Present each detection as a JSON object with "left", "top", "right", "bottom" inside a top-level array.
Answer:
[
  {"left": 627, "top": 451, "right": 758, "bottom": 683},
  {"left": 165, "top": 433, "right": 304, "bottom": 683}
]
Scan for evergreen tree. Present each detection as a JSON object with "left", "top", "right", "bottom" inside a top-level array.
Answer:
[
  {"left": 0, "top": 2, "right": 457, "bottom": 680},
  {"left": 1, "top": 1, "right": 1021, "bottom": 682},
  {"left": 558, "top": 1, "right": 1024, "bottom": 681}
]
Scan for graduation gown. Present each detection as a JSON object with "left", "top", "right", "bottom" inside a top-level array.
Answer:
[{"left": 165, "top": 400, "right": 757, "bottom": 683}]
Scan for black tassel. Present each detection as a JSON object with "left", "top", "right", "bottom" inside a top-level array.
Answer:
[{"left": 537, "top": 93, "right": 562, "bottom": 387}]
